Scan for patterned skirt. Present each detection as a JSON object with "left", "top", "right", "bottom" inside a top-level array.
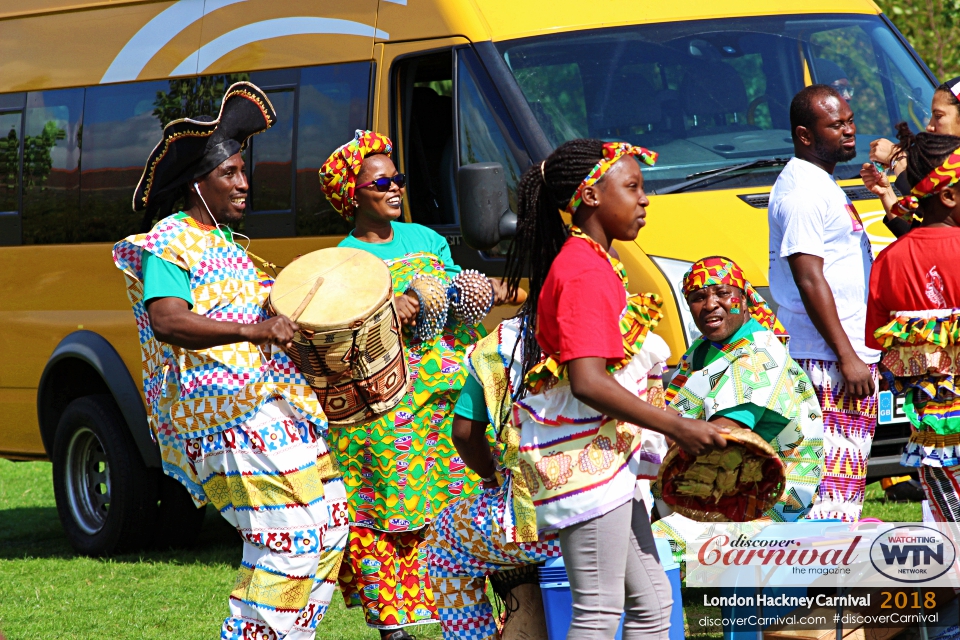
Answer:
[
  {"left": 919, "top": 466, "right": 960, "bottom": 522},
  {"left": 338, "top": 526, "right": 438, "bottom": 629},
  {"left": 797, "top": 358, "right": 879, "bottom": 523},
  {"left": 426, "top": 475, "right": 562, "bottom": 640},
  {"left": 330, "top": 328, "right": 483, "bottom": 627}
]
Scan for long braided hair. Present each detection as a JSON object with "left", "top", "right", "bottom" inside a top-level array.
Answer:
[
  {"left": 893, "top": 125, "right": 960, "bottom": 212},
  {"left": 504, "top": 138, "right": 607, "bottom": 393}
]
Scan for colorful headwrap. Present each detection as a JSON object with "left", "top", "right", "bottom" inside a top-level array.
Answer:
[
  {"left": 891, "top": 146, "right": 960, "bottom": 219},
  {"left": 564, "top": 142, "right": 658, "bottom": 215},
  {"left": 681, "top": 257, "right": 788, "bottom": 341},
  {"left": 319, "top": 129, "right": 394, "bottom": 221}
]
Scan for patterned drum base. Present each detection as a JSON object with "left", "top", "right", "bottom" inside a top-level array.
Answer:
[{"left": 284, "top": 296, "right": 409, "bottom": 426}]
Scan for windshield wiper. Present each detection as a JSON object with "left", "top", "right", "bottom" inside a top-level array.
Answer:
[{"left": 653, "top": 157, "right": 791, "bottom": 195}]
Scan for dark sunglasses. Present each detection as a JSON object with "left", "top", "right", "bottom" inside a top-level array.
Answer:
[{"left": 357, "top": 173, "right": 406, "bottom": 192}]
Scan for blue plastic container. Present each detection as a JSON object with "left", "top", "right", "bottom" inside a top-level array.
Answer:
[
  {"left": 538, "top": 556, "right": 624, "bottom": 640},
  {"left": 538, "top": 543, "right": 685, "bottom": 640}
]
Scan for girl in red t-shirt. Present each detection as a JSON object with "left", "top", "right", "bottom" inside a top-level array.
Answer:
[
  {"left": 502, "top": 139, "right": 727, "bottom": 639},
  {"left": 866, "top": 130, "right": 960, "bottom": 522}
]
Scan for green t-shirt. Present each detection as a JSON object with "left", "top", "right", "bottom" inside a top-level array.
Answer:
[
  {"left": 687, "top": 317, "right": 789, "bottom": 443},
  {"left": 454, "top": 374, "right": 489, "bottom": 422},
  {"left": 339, "top": 221, "right": 461, "bottom": 278},
  {"left": 141, "top": 212, "right": 235, "bottom": 308}
]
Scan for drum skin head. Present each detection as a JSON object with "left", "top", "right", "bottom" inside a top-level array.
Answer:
[{"left": 270, "top": 248, "right": 392, "bottom": 329}]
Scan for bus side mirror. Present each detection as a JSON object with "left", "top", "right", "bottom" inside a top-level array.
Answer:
[{"left": 458, "top": 162, "right": 516, "bottom": 251}]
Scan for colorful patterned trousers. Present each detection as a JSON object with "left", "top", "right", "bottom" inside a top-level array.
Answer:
[
  {"left": 919, "top": 465, "right": 960, "bottom": 522},
  {"left": 338, "top": 526, "right": 438, "bottom": 629},
  {"left": 426, "top": 477, "right": 562, "bottom": 640},
  {"left": 798, "top": 359, "right": 879, "bottom": 522},
  {"left": 186, "top": 398, "right": 350, "bottom": 640}
]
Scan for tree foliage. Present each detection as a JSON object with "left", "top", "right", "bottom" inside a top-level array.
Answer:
[
  {"left": 878, "top": 0, "right": 960, "bottom": 81},
  {"left": 152, "top": 73, "right": 250, "bottom": 125},
  {"left": 22, "top": 121, "right": 65, "bottom": 189}
]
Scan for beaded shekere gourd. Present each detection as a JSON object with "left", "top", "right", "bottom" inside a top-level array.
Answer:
[
  {"left": 448, "top": 269, "right": 495, "bottom": 327},
  {"left": 406, "top": 273, "right": 449, "bottom": 341}
]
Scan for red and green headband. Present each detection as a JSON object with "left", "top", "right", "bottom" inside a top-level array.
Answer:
[
  {"left": 891, "top": 146, "right": 960, "bottom": 218},
  {"left": 564, "top": 142, "right": 658, "bottom": 215}
]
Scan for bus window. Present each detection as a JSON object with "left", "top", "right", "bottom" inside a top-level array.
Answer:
[
  {"left": 457, "top": 48, "right": 526, "bottom": 223},
  {"left": 151, "top": 74, "right": 250, "bottom": 124},
  {"left": 295, "top": 62, "right": 371, "bottom": 237},
  {"left": 247, "top": 88, "right": 295, "bottom": 237},
  {"left": 80, "top": 81, "right": 167, "bottom": 242},
  {"left": 0, "top": 110, "right": 21, "bottom": 246},
  {"left": 22, "top": 89, "right": 83, "bottom": 245},
  {"left": 499, "top": 15, "right": 935, "bottom": 192},
  {"left": 810, "top": 25, "right": 891, "bottom": 137},
  {"left": 394, "top": 51, "right": 456, "bottom": 227},
  {"left": 0, "top": 114, "right": 20, "bottom": 211}
]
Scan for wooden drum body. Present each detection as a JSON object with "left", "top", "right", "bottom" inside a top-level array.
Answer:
[{"left": 268, "top": 248, "right": 409, "bottom": 427}]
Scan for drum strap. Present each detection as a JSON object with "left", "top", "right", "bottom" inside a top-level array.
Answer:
[{"left": 246, "top": 250, "right": 282, "bottom": 275}]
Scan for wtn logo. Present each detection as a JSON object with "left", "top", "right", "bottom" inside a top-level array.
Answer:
[
  {"left": 870, "top": 526, "right": 957, "bottom": 584},
  {"left": 879, "top": 543, "right": 944, "bottom": 566}
]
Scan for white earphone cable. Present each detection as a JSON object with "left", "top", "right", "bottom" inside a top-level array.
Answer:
[
  {"left": 194, "top": 182, "right": 267, "bottom": 363},
  {"left": 194, "top": 182, "right": 251, "bottom": 252}
]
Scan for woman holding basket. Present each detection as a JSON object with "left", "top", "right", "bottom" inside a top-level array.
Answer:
[{"left": 318, "top": 130, "right": 510, "bottom": 639}]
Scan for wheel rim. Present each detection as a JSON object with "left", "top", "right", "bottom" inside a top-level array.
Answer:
[{"left": 64, "top": 427, "right": 110, "bottom": 535}]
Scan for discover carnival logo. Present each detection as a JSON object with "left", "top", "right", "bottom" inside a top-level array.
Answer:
[
  {"left": 869, "top": 525, "right": 957, "bottom": 583},
  {"left": 696, "top": 533, "right": 861, "bottom": 575},
  {"left": 685, "top": 523, "right": 960, "bottom": 588}
]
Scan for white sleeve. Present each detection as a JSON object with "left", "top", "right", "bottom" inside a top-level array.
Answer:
[{"left": 776, "top": 192, "right": 826, "bottom": 259}]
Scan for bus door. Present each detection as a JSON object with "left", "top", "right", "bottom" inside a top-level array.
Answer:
[{"left": 377, "top": 40, "right": 532, "bottom": 277}]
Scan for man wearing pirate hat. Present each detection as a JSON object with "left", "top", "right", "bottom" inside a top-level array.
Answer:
[{"left": 113, "top": 82, "right": 349, "bottom": 640}]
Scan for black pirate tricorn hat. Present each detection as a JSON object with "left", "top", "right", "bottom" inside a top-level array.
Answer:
[{"left": 133, "top": 81, "right": 276, "bottom": 214}]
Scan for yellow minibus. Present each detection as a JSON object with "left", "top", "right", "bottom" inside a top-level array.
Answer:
[{"left": 0, "top": 0, "right": 928, "bottom": 553}]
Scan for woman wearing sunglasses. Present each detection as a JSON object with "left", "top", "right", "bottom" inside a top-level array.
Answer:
[{"left": 319, "top": 130, "right": 508, "bottom": 640}]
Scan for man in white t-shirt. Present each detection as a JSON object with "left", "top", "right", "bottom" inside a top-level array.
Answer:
[{"left": 768, "top": 84, "right": 881, "bottom": 522}]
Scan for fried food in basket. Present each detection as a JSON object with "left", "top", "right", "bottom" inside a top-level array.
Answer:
[{"left": 658, "top": 426, "right": 785, "bottom": 522}]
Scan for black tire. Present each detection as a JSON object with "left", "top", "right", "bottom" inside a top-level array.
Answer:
[
  {"left": 52, "top": 394, "right": 158, "bottom": 556},
  {"left": 153, "top": 473, "right": 206, "bottom": 549}
]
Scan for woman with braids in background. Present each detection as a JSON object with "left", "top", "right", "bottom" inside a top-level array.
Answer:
[
  {"left": 861, "top": 77, "right": 960, "bottom": 236},
  {"left": 865, "top": 130, "right": 960, "bottom": 521},
  {"left": 430, "top": 139, "right": 728, "bottom": 640}
]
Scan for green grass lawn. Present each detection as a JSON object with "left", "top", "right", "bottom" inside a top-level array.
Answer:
[{"left": 0, "top": 459, "right": 921, "bottom": 639}]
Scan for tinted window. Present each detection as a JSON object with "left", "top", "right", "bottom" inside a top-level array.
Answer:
[
  {"left": 0, "top": 110, "right": 21, "bottom": 246},
  {"left": 395, "top": 53, "right": 457, "bottom": 226},
  {"left": 499, "top": 15, "right": 936, "bottom": 191},
  {"left": 150, "top": 74, "right": 250, "bottom": 125},
  {"left": 22, "top": 89, "right": 83, "bottom": 245},
  {"left": 296, "top": 63, "right": 370, "bottom": 236},
  {"left": 0, "top": 112, "right": 20, "bottom": 213},
  {"left": 458, "top": 50, "right": 526, "bottom": 219},
  {"left": 251, "top": 89, "right": 294, "bottom": 213},
  {"left": 79, "top": 81, "right": 167, "bottom": 242}
]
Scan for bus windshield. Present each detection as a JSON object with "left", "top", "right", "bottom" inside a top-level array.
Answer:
[{"left": 498, "top": 14, "right": 936, "bottom": 193}]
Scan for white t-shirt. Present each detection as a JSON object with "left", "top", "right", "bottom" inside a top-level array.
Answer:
[{"left": 767, "top": 158, "right": 880, "bottom": 363}]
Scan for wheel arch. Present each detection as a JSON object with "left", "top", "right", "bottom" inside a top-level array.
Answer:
[{"left": 37, "top": 330, "right": 161, "bottom": 468}]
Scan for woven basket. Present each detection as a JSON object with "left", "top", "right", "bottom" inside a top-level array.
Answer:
[{"left": 657, "top": 427, "right": 785, "bottom": 522}]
